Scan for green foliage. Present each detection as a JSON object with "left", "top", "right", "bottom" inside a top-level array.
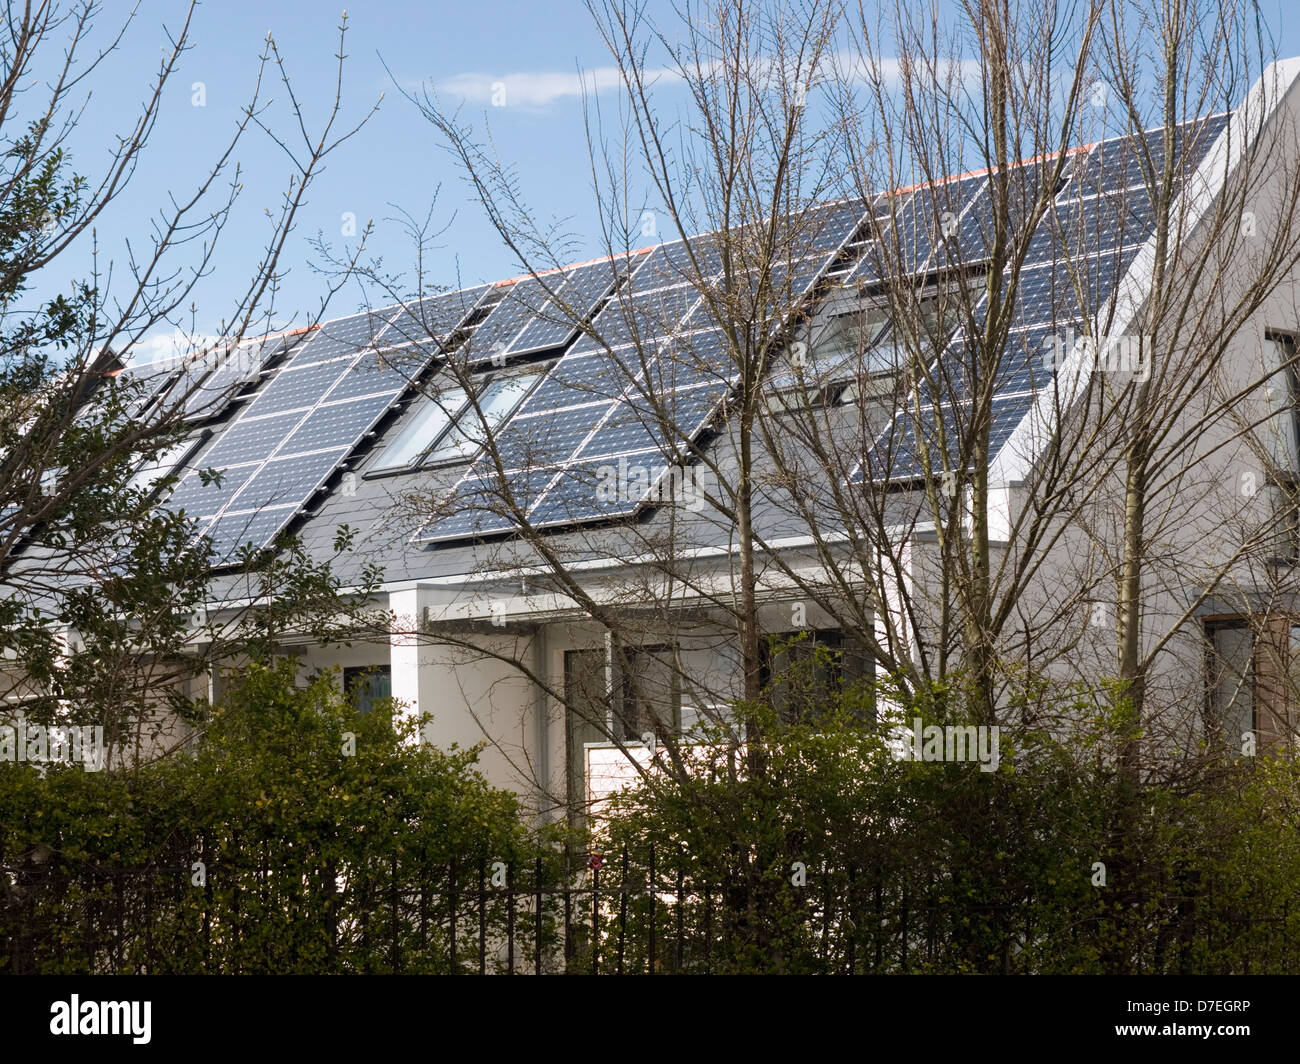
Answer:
[
  {"left": 0, "top": 660, "right": 553, "bottom": 973},
  {"left": 595, "top": 675, "right": 1300, "bottom": 974}
]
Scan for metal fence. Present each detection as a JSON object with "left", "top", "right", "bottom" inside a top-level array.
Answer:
[{"left": 4, "top": 842, "right": 1298, "bottom": 974}]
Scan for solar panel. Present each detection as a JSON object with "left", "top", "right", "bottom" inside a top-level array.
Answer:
[
  {"left": 946, "top": 165, "right": 1058, "bottom": 267},
  {"left": 287, "top": 308, "right": 395, "bottom": 366},
  {"left": 655, "top": 234, "right": 726, "bottom": 283},
  {"left": 564, "top": 247, "right": 696, "bottom": 358},
  {"left": 416, "top": 200, "right": 868, "bottom": 543},
  {"left": 524, "top": 354, "right": 627, "bottom": 410},
  {"left": 168, "top": 464, "right": 259, "bottom": 519},
  {"left": 418, "top": 466, "right": 559, "bottom": 543},
  {"left": 575, "top": 385, "right": 720, "bottom": 461},
  {"left": 504, "top": 258, "right": 630, "bottom": 357},
  {"left": 200, "top": 411, "right": 306, "bottom": 466},
  {"left": 483, "top": 402, "right": 612, "bottom": 472},
  {"left": 279, "top": 393, "right": 393, "bottom": 454},
  {"left": 1072, "top": 113, "right": 1231, "bottom": 198},
  {"left": 918, "top": 325, "right": 1065, "bottom": 406},
  {"left": 224, "top": 449, "right": 350, "bottom": 513},
  {"left": 525, "top": 461, "right": 638, "bottom": 529},
  {"left": 202, "top": 506, "right": 300, "bottom": 563},
  {"left": 179, "top": 334, "right": 290, "bottom": 421},
  {"left": 170, "top": 286, "right": 493, "bottom": 563},
  {"left": 850, "top": 110, "right": 1233, "bottom": 487},
  {"left": 860, "top": 391, "right": 1038, "bottom": 483},
  {"left": 643, "top": 330, "right": 732, "bottom": 393},
  {"left": 247, "top": 358, "right": 353, "bottom": 416},
  {"left": 1024, "top": 192, "right": 1155, "bottom": 263},
  {"left": 112, "top": 362, "right": 181, "bottom": 420},
  {"left": 459, "top": 280, "right": 550, "bottom": 361},
  {"left": 382, "top": 286, "right": 491, "bottom": 351},
  {"left": 570, "top": 284, "right": 702, "bottom": 354},
  {"left": 317, "top": 350, "right": 418, "bottom": 403}
]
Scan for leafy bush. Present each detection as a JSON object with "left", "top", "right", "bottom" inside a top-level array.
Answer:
[
  {"left": 595, "top": 675, "right": 1300, "bottom": 973},
  {"left": 0, "top": 659, "right": 554, "bottom": 973}
]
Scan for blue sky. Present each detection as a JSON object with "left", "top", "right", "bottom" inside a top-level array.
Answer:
[{"left": 20, "top": 0, "right": 1300, "bottom": 362}]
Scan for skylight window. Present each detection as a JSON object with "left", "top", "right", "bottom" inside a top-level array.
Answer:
[
  {"left": 425, "top": 373, "right": 535, "bottom": 464},
  {"left": 371, "top": 387, "right": 471, "bottom": 473},
  {"left": 370, "top": 371, "right": 540, "bottom": 475},
  {"left": 810, "top": 272, "right": 984, "bottom": 387},
  {"left": 129, "top": 434, "right": 206, "bottom": 496}
]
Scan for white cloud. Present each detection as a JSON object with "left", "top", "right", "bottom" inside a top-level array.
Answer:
[
  {"left": 435, "top": 64, "right": 684, "bottom": 109},
  {"left": 433, "top": 52, "right": 984, "bottom": 113}
]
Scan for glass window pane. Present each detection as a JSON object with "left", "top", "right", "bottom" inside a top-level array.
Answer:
[
  {"left": 373, "top": 388, "right": 468, "bottom": 471},
  {"left": 129, "top": 436, "right": 201, "bottom": 494},
  {"left": 1209, "top": 624, "right": 1254, "bottom": 744},
  {"left": 425, "top": 374, "right": 536, "bottom": 464},
  {"left": 344, "top": 665, "right": 392, "bottom": 715}
]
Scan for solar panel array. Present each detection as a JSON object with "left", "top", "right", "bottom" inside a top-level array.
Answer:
[
  {"left": 164, "top": 261, "right": 626, "bottom": 563},
  {"left": 852, "top": 113, "right": 1231, "bottom": 484},
  {"left": 111, "top": 362, "right": 182, "bottom": 421},
  {"left": 138, "top": 110, "right": 1235, "bottom": 559},
  {"left": 169, "top": 291, "right": 486, "bottom": 563},
  {"left": 414, "top": 200, "right": 868, "bottom": 543},
  {"left": 176, "top": 333, "right": 300, "bottom": 421}
]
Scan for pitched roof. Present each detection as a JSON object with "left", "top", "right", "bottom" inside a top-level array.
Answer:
[{"left": 119, "top": 60, "right": 1299, "bottom": 584}]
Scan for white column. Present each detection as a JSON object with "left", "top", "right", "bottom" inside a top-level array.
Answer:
[
  {"left": 388, "top": 587, "right": 424, "bottom": 745},
  {"left": 874, "top": 540, "right": 914, "bottom": 733}
]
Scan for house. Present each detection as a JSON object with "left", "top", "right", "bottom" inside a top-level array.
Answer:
[{"left": 11, "top": 59, "right": 1300, "bottom": 819}]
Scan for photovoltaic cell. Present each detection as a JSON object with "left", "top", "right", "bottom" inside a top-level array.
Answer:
[
  {"left": 459, "top": 279, "right": 550, "bottom": 360},
  {"left": 523, "top": 354, "right": 626, "bottom": 410},
  {"left": 575, "top": 385, "right": 721, "bottom": 461},
  {"left": 279, "top": 393, "right": 393, "bottom": 454},
  {"left": 199, "top": 411, "right": 305, "bottom": 467},
  {"left": 286, "top": 309, "right": 393, "bottom": 366},
  {"left": 1024, "top": 192, "right": 1155, "bottom": 263},
  {"left": 171, "top": 286, "right": 489, "bottom": 560},
  {"left": 226, "top": 449, "right": 351, "bottom": 513},
  {"left": 488, "top": 402, "right": 612, "bottom": 472},
  {"left": 416, "top": 466, "right": 560, "bottom": 543},
  {"left": 922, "top": 326, "right": 1064, "bottom": 405},
  {"left": 179, "top": 335, "right": 290, "bottom": 421},
  {"left": 566, "top": 249, "right": 699, "bottom": 358},
  {"left": 167, "top": 464, "right": 259, "bottom": 519},
  {"left": 570, "top": 284, "right": 703, "bottom": 354},
  {"left": 526, "top": 461, "right": 639, "bottom": 529},
  {"left": 645, "top": 330, "right": 732, "bottom": 392},
  {"left": 1072, "top": 113, "right": 1231, "bottom": 198},
  {"left": 203, "top": 506, "right": 299, "bottom": 564},
  {"left": 247, "top": 359, "right": 352, "bottom": 416},
  {"left": 852, "top": 110, "right": 1233, "bottom": 488},
  {"left": 946, "top": 165, "right": 1060, "bottom": 267},
  {"left": 860, "top": 391, "right": 1038, "bottom": 483},
  {"left": 111, "top": 362, "right": 181, "bottom": 421},
  {"left": 382, "top": 286, "right": 491, "bottom": 351},
  {"left": 503, "top": 259, "right": 628, "bottom": 356},
  {"left": 416, "top": 199, "right": 869, "bottom": 543},
  {"left": 324, "top": 349, "right": 426, "bottom": 402}
]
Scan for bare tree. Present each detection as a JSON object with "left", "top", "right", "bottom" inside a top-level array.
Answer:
[
  {"left": 368, "top": 0, "right": 1300, "bottom": 831},
  {"left": 0, "top": 4, "right": 383, "bottom": 766}
]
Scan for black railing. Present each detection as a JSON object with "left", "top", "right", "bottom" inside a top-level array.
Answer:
[{"left": 3, "top": 843, "right": 1297, "bottom": 974}]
